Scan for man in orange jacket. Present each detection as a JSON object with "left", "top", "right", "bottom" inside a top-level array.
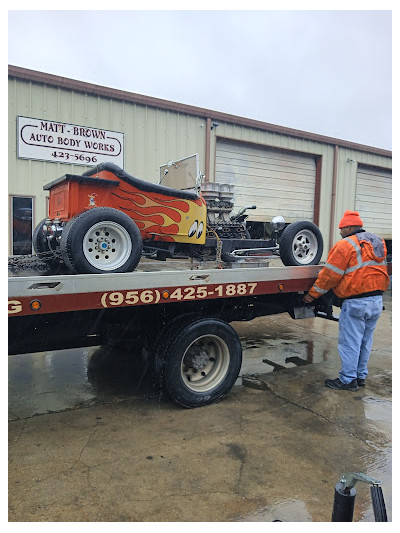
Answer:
[{"left": 303, "top": 210, "right": 389, "bottom": 391}]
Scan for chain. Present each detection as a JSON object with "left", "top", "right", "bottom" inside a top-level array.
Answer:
[
  {"left": 207, "top": 227, "right": 223, "bottom": 264},
  {"left": 8, "top": 250, "right": 62, "bottom": 276}
]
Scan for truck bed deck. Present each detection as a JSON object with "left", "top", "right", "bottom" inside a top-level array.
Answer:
[{"left": 8, "top": 262, "right": 323, "bottom": 317}]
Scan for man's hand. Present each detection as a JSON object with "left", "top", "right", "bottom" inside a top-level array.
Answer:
[{"left": 302, "top": 293, "right": 315, "bottom": 304}]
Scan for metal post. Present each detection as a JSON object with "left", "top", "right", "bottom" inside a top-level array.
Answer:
[
  {"left": 332, "top": 471, "right": 385, "bottom": 522},
  {"left": 332, "top": 483, "right": 356, "bottom": 521}
]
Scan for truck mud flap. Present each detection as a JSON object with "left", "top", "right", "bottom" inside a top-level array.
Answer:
[
  {"left": 288, "top": 293, "right": 316, "bottom": 319},
  {"left": 288, "top": 293, "right": 339, "bottom": 321}
]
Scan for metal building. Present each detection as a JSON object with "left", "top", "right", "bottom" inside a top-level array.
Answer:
[{"left": 8, "top": 65, "right": 392, "bottom": 258}]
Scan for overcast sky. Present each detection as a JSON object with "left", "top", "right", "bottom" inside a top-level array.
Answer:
[{"left": 8, "top": 7, "right": 392, "bottom": 150}]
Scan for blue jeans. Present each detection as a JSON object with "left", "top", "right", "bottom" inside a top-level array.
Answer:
[{"left": 337, "top": 296, "right": 383, "bottom": 384}]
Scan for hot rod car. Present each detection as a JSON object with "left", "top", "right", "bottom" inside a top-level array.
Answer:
[{"left": 33, "top": 154, "right": 323, "bottom": 274}]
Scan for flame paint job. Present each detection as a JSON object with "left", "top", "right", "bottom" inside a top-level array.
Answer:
[{"left": 47, "top": 167, "right": 207, "bottom": 244}]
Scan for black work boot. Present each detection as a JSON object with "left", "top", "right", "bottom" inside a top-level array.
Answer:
[
  {"left": 357, "top": 378, "right": 366, "bottom": 387},
  {"left": 325, "top": 378, "right": 359, "bottom": 391}
]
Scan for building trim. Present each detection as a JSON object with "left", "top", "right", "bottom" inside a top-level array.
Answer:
[
  {"left": 356, "top": 162, "right": 393, "bottom": 173},
  {"left": 314, "top": 156, "right": 322, "bottom": 227},
  {"left": 329, "top": 145, "right": 339, "bottom": 249}
]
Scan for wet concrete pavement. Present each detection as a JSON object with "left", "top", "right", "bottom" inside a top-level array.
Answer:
[{"left": 8, "top": 291, "right": 392, "bottom": 522}]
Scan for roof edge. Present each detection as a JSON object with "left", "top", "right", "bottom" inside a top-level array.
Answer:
[{"left": 8, "top": 65, "right": 392, "bottom": 157}]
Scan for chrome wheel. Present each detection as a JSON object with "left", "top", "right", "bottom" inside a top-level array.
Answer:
[
  {"left": 181, "top": 334, "right": 231, "bottom": 393},
  {"left": 290, "top": 228, "right": 319, "bottom": 265},
  {"left": 279, "top": 221, "right": 323, "bottom": 266},
  {"left": 83, "top": 220, "right": 132, "bottom": 271}
]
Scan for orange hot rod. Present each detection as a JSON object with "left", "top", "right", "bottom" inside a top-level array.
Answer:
[{"left": 33, "top": 154, "right": 323, "bottom": 274}]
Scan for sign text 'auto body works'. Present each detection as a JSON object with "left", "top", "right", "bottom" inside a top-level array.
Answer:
[{"left": 17, "top": 116, "right": 124, "bottom": 167}]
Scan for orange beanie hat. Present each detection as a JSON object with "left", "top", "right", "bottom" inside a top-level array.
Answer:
[{"left": 339, "top": 210, "right": 363, "bottom": 229}]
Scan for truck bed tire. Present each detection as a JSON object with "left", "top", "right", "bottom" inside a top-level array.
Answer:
[
  {"left": 279, "top": 220, "right": 323, "bottom": 266},
  {"left": 154, "top": 316, "right": 242, "bottom": 408},
  {"left": 60, "top": 207, "right": 143, "bottom": 274}
]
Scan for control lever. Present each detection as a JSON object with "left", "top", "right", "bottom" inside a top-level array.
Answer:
[
  {"left": 332, "top": 471, "right": 387, "bottom": 522},
  {"left": 339, "top": 471, "right": 382, "bottom": 491}
]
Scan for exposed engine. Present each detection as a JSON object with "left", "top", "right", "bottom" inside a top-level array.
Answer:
[{"left": 201, "top": 182, "right": 248, "bottom": 240}]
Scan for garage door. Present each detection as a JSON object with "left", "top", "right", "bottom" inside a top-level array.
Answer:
[
  {"left": 355, "top": 166, "right": 392, "bottom": 239},
  {"left": 215, "top": 139, "right": 316, "bottom": 222}
]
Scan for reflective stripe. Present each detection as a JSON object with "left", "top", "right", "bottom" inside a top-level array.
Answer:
[
  {"left": 313, "top": 283, "right": 328, "bottom": 295},
  {"left": 325, "top": 262, "right": 345, "bottom": 275},
  {"left": 345, "top": 237, "right": 362, "bottom": 265},
  {"left": 344, "top": 264, "right": 360, "bottom": 274},
  {"left": 364, "top": 259, "right": 387, "bottom": 267},
  {"left": 344, "top": 260, "right": 387, "bottom": 275}
]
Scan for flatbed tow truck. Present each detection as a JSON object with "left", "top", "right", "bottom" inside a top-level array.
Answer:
[
  {"left": 8, "top": 155, "right": 392, "bottom": 409},
  {"left": 10, "top": 256, "right": 347, "bottom": 408}
]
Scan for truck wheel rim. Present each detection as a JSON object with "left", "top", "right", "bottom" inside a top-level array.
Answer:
[
  {"left": 181, "top": 334, "right": 230, "bottom": 392},
  {"left": 83, "top": 221, "right": 132, "bottom": 270},
  {"left": 291, "top": 229, "right": 318, "bottom": 264}
]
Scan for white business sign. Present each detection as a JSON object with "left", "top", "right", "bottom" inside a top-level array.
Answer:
[{"left": 17, "top": 116, "right": 124, "bottom": 167}]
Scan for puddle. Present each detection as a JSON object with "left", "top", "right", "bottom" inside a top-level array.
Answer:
[
  {"left": 363, "top": 397, "right": 392, "bottom": 424},
  {"left": 8, "top": 344, "right": 156, "bottom": 419},
  {"left": 239, "top": 335, "right": 331, "bottom": 376},
  {"left": 235, "top": 498, "right": 312, "bottom": 522},
  {"left": 8, "top": 348, "right": 97, "bottom": 418}
]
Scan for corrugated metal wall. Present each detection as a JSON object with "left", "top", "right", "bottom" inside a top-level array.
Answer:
[
  {"left": 8, "top": 77, "right": 207, "bottom": 231},
  {"left": 8, "top": 72, "right": 392, "bottom": 257}
]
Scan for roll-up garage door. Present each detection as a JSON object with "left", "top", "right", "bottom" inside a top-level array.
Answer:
[
  {"left": 215, "top": 139, "right": 316, "bottom": 223},
  {"left": 355, "top": 166, "right": 392, "bottom": 239}
]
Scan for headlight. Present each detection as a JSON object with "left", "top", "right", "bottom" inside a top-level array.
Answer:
[{"left": 271, "top": 215, "right": 285, "bottom": 231}]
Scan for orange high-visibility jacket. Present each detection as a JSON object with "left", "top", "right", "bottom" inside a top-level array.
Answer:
[{"left": 309, "top": 231, "right": 389, "bottom": 300}]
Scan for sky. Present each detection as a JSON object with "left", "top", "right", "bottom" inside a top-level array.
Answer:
[{"left": 7, "top": 5, "right": 393, "bottom": 151}]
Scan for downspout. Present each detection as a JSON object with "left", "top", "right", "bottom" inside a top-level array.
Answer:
[
  {"left": 329, "top": 145, "right": 339, "bottom": 249},
  {"left": 205, "top": 117, "right": 211, "bottom": 182}
]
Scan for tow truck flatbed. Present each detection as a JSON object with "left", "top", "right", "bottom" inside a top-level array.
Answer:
[{"left": 8, "top": 264, "right": 322, "bottom": 317}]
